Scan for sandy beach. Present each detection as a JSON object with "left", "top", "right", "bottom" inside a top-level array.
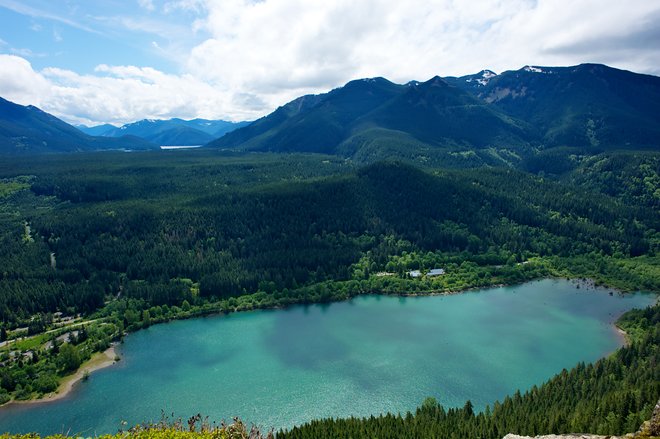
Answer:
[
  {"left": 4, "top": 345, "right": 118, "bottom": 406},
  {"left": 614, "top": 326, "right": 630, "bottom": 347}
]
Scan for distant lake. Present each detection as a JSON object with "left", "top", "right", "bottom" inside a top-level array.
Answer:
[
  {"left": 159, "top": 145, "right": 202, "bottom": 150},
  {"left": 0, "top": 279, "right": 655, "bottom": 436}
]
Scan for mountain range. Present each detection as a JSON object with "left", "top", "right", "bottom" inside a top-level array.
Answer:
[
  {"left": 446, "top": 64, "right": 660, "bottom": 149},
  {"left": 78, "top": 118, "right": 250, "bottom": 146},
  {"left": 1, "top": 63, "right": 658, "bottom": 158},
  {"left": 209, "top": 63, "right": 660, "bottom": 166},
  {"left": 0, "top": 97, "right": 157, "bottom": 154}
]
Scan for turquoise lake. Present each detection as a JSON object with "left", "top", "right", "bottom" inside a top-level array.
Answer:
[{"left": 0, "top": 279, "right": 655, "bottom": 436}]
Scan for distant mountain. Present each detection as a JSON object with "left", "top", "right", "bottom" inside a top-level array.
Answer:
[
  {"left": 208, "top": 64, "right": 660, "bottom": 164},
  {"left": 455, "top": 64, "right": 660, "bottom": 150},
  {"left": 0, "top": 98, "right": 157, "bottom": 154},
  {"left": 76, "top": 123, "right": 116, "bottom": 136},
  {"left": 213, "top": 78, "right": 407, "bottom": 154},
  {"left": 180, "top": 118, "right": 252, "bottom": 138},
  {"left": 444, "top": 69, "right": 499, "bottom": 90},
  {"left": 80, "top": 118, "right": 251, "bottom": 146}
]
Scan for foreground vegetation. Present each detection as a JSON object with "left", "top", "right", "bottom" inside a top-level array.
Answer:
[
  {"left": 0, "top": 416, "right": 273, "bottom": 439},
  {"left": 0, "top": 149, "right": 658, "bottom": 404}
]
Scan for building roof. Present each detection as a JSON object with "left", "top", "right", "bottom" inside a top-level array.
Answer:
[{"left": 427, "top": 268, "right": 445, "bottom": 276}]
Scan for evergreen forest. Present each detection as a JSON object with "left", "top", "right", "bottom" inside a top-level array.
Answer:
[{"left": 0, "top": 148, "right": 658, "bottom": 433}]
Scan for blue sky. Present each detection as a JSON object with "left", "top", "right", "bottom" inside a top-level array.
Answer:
[
  {"left": 0, "top": 0, "right": 205, "bottom": 73},
  {"left": 1, "top": 0, "right": 659, "bottom": 125}
]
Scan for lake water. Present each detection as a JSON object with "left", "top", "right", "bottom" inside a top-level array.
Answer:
[
  {"left": 159, "top": 145, "right": 202, "bottom": 149},
  {"left": 0, "top": 279, "right": 655, "bottom": 436}
]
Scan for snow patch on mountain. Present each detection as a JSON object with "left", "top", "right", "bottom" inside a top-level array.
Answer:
[{"left": 466, "top": 70, "right": 498, "bottom": 86}]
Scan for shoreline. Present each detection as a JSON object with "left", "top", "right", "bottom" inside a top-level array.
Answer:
[
  {"left": 614, "top": 325, "right": 630, "bottom": 347},
  {"left": 3, "top": 275, "right": 654, "bottom": 407},
  {"left": 3, "top": 346, "right": 118, "bottom": 407}
]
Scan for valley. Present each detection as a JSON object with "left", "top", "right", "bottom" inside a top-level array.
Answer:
[{"left": 0, "top": 63, "right": 658, "bottom": 438}]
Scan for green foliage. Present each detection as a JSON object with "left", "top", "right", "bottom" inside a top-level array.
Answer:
[
  {"left": 0, "top": 150, "right": 657, "bottom": 406},
  {"left": 33, "top": 373, "right": 58, "bottom": 394},
  {"left": 0, "top": 416, "right": 272, "bottom": 439},
  {"left": 473, "top": 64, "right": 660, "bottom": 150},
  {"left": 617, "top": 306, "right": 660, "bottom": 343},
  {"left": 0, "top": 178, "right": 30, "bottom": 198},
  {"left": 547, "top": 255, "right": 660, "bottom": 293},
  {"left": 57, "top": 343, "right": 81, "bottom": 373},
  {"left": 569, "top": 152, "right": 660, "bottom": 210}
]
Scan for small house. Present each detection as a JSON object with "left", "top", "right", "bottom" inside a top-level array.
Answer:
[{"left": 427, "top": 268, "right": 445, "bottom": 277}]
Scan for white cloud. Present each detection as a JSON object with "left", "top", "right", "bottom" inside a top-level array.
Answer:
[
  {"left": 0, "top": 55, "right": 250, "bottom": 125},
  {"left": 137, "top": 0, "right": 156, "bottom": 12},
  {"left": 183, "top": 0, "right": 660, "bottom": 115},
  {"left": 0, "top": 55, "right": 51, "bottom": 106},
  {"left": 1, "top": 0, "right": 659, "bottom": 124}
]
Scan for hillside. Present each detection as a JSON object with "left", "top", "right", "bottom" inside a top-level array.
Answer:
[
  {"left": 349, "top": 76, "right": 533, "bottom": 150},
  {"left": 456, "top": 64, "right": 660, "bottom": 150},
  {"left": 209, "top": 76, "right": 533, "bottom": 161},
  {"left": 0, "top": 98, "right": 157, "bottom": 154},
  {"left": 0, "top": 153, "right": 657, "bottom": 327},
  {"left": 211, "top": 78, "right": 405, "bottom": 154},
  {"left": 208, "top": 64, "right": 660, "bottom": 165}
]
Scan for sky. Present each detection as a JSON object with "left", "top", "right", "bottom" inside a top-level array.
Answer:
[{"left": 0, "top": 0, "right": 659, "bottom": 126}]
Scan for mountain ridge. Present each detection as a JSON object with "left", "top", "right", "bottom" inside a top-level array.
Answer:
[
  {"left": 78, "top": 117, "right": 250, "bottom": 146},
  {"left": 468, "top": 63, "right": 660, "bottom": 149},
  {"left": 207, "top": 63, "right": 660, "bottom": 163},
  {"left": 3, "top": 63, "right": 659, "bottom": 157},
  {"left": 0, "top": 97, "right": 157, "bottom": 154}
]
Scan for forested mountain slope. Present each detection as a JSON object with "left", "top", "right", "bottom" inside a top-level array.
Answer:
[
  {"left": 465, "top": 64, "right": 660, "bottom": 150},
  {"left": 211, "top": 78, "right": 407, "bottom": 154},
  {"left": 0, "top": 152, "right": 657, "bottom": 324},
  {"left": 209, "top": 75, "right": 533, "bottom": 160},
  {"left": 208, "top": 64, "right": 660, "bottom": 165},
  {"left": 0, "top": 98, "right": 157, "bottom": 154}
]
